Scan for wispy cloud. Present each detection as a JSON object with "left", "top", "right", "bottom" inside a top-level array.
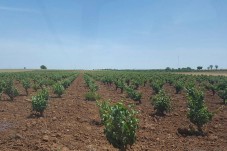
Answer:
[{"left": 0, "top": 6, "right": 40, "bottom": 13}]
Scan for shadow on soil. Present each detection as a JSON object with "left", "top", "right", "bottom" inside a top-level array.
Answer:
[
  {"left": 90, "top": 119, "right": 102, "bottom": 127},
  {"left": 27, "top": 113, "right": 44, "bottom": 119},
  {"left": 177, "top": 128, "right": 207, "bottom": 137}
]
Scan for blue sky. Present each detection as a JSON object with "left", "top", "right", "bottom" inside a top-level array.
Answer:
[{"left": 0, "top": 0, "right": 226, "bottom": 69}]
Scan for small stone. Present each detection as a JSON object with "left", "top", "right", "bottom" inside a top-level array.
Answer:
[
  {"left": 153, "top": 117, "right": 158, "bottom": 123},
  {"left": 25, "top": 99, "right": 32, "bottom": 102},
  {"left": 42, "top": 135, "right": 49, "bottom": 142},
  {"left": 209, "top": 134, "right": 218, "bottom": 141},
  {"left": 62, "top": 146, "right": 70, "bottom": 151},
  {"left": 31, "top": 121, "right": 37, "bottom": 126},
  {"left": 156, "top": 138, "right": 160, "bottom": 141},
  {"left": 213, "top": 125, "right": 218, "bottom": 129},
  {"left": 180, "top": 109, "right": 185, "bottom": 112},
  {"left": 15, "top": 134, "right": 23, "bottom": 139},
  {"left": 26, "top": 123, "right": 31, "bottom": 128},
  {"left": 56, "top": 133, "right": 62, "bottom": 138},
  {"left": 22, "top": 127, "right": 27, "bottom": 131},
  {"left": 42, "top": 130, "right": 50, "bottom": 134},
  {"left": 174, "top": 113, "right": 179, "bottom": 116},
  {"left": 52, "top": 117, "right": 57, "bottom": 121}
]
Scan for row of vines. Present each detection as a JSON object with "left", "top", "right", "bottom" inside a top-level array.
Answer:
[
  {"left": 84, "top": 70, "right": 227, "bottom": 150},
  {"left": 0, "top": 70, "right": 78, "bottom": 116}
]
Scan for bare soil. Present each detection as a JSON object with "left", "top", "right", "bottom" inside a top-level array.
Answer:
[{"left": 0, "top": 74, "right": 226, "bottom": 151}]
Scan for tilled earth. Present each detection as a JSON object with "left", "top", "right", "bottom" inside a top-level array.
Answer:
[{"left": 0, "top": 74, "right": 226, "bottom": 151}]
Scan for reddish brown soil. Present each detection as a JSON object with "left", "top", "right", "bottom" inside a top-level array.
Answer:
[{"left": 0, "top": 74, "right": 226, "bottom": 151}]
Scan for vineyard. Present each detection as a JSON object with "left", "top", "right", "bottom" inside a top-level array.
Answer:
[{"left": 0, "top": 70, "right": 226, "bottom": 151}]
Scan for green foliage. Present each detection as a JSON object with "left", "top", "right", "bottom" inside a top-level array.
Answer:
[
  {"left": 115, "top": 80, "right": 124, "bottom": 93},
  {"left": 218, "top": 88, "right": 227, "bottom": 104},
  {"left": 97, "top": 100, "right": 111, "bottom": 124},
  {"left": 53, "top": 83, "right": 65, "bottom": 97},
  {"left": 151, "top": 80, "right": 164, "bottom": 94},
  {"left": 97, "top": 101, "right": 139, "bottom": 151},
  {"left": 186, "top": 87, "right": 213, "bottom": 132},
  {"left": 131, "top": 80, "right": 140, "bottom": 90},
  {"left": 197, "top": 66, "right": 203, "bottom": 70},
  {"left": 22, "top": 79, "right": 30, "bottom": 95},
  {"left": 84, "top": 74, "right": 99, "bottom": 92},
  {"left": 85, "top": 91, "right": 100, "bottom": 101},
  {"left": 61, "top": 79, "right": 71, "bottom": 89},
  {"left": 4, "top": 80, "right": 19, "bottom": 101},
  {"left": 152, "top": 89, "right": 171, "bottom": 115},
  {"left": 101, "top": 76, "right": 114, "bottom": 86},
  {"left": 125, "top": 86, "right": 142, "bottom": 103},
  {"left": 32, "top": 83, "right": 39, "bottom": 91},
  {"left": 174, "top": 81, "right": 184, "bottom": 94},
  {"left": 0, "top": 82, "right": 4, "bottom": 100},
  {"left": 40, "top": 65, "right": 47, "bottom": 69},
  {"left": 204, "top": 82, "right": 218, "bottom": 96},
  {"left": 32, "top": 93, "right": 48, "bottom": 116},
  {"left": 37, "top": 89, "right": 49, "bottom": 100}
]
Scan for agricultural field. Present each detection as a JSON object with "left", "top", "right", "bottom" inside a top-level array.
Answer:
[{"left": 0, "top": 70, "right": 226, "bottom": 151}]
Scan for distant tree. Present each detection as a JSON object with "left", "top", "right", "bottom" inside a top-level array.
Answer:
[
  {"left": 197, "top": 66, "right": 203, "bottom": 70},
  {"left": 165, "top": 67, "right": 171, "bottom": 71},
  {"left": 40, "top": 65, "right": 47, "bottom": 70},
  {"left": 181, "top": 67, "right": 192, "bottom": 72},
  {"left": 215, "top": 65, "right": 218, "bottom": 70},
  {"left": 207, "top": 67, "right": 210, "bottom": 70},
  {"left": 24, "top": 67, "right": 26, "bottom": 69},
  {"left": 210, "top": 65, "right": 213, "bottom": 70},
  {"left": 186, "top": 67, "right": 192, "bottom": 71}
]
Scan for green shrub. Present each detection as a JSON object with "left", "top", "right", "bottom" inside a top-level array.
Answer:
[
  {"left": 32, "top": 89, "right": 49, "bottom": 116},
  {"left": 97, "top": 101, "right": 139, "bottom": 151},
  {"left": 97, "top": 100, "right": 111, "bottom": 124},
  {"left": 175, "top": 81, "right": 184, "bottom": 94},
  {"left": 38, "top": 89, "right": 49, "bottom": 100},
  {"left": 125, "top": 86, "right": 142, "bottom": 103},
  {"left": 0, "top": 84, "right": 3, "bottom": 100},
  {"left": 90, "top": 83, "right": 98, "bottom": 92},
  {"left": 186, "top": 87, "right": 213, "bottom": 133},
  {"left": 151, "top": 80, "right": 164, "bottom": 94},
  {"left": 22, "top": 79, "right": 30, "bottom": 95},
  {"left": 152, "top": 89, "right": 171, "bottom": 115},
  {"left": 61, "top": 79, "right": 71, "bottom": 88},
  {"left": 4, "top": 80, "right": 19, "bottom": 101},
  {"left": 85, "top": 91, "right": 100, "bottom": 101},
  {"left": 115, "top": 80, "right": 124, "bottom": 93},
  {"left": 204, "top": 82, "right": 218, "bottom": 96},
  {"left": 32, "top": 94, "right": 48, "bottom": 116},
  {"left": 53, "top": 83, "right": 65, "bottom": 97},
  {"left": 132, "top": 92, "right": 142, "bottom": 103},
  {"left": 131, "top": 80, "right": 140, "bottom": 90},
  {"left": 32, "top": 83, "right": 39, "bottom": 91},
  {"left": 218, "top": 88, "right": 227, "bottom": 104}
]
